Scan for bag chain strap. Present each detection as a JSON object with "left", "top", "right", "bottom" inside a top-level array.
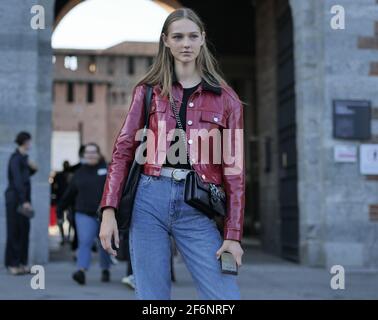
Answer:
[
  {"left": 168, "top": 95, "right": 225, "bottom": 200},
  {"left": 168, "top": 95, "right": 193, "bottom": 168}
]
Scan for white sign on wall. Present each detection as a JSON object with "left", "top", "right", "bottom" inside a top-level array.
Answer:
[
  {"left": 360, "top": 144, "right": 378, "bottom": 175},
  {"left": 334, "top": 145, "right": 357, "bottom": 163}
]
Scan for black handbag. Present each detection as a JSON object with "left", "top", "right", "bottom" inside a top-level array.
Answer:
[
  {"left": 17, "top": 204, "right": 35, "bottom": 219},
  {"left": 99, "top": 85, "right": 153, "bottom": 231},
  {"left": 169, "top": 96, "right": 227, "bottom": 219}
]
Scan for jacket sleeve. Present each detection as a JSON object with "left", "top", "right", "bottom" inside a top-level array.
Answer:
[
  {"left": 222, "top": 96, "right": 246, "bottom": 242},
  {"left": 9, "top": 156, "right": 27, "bottom": 204},
  {"left": 100, "top": 84, "right": 147, "bottom": 211}
]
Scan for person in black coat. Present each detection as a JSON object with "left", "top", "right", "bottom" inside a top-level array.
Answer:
[
  {"left": 67, "top": 144, "right": 86, "bottom": 252},
  {"left": 51, "top": 160, "right": 72, "bottom": 245},
  {"left": 4, "top": 131, "right": 38, "bottom": 275},
  {"left": 57, "top": 143, "right": 112, "bottom": 285}
]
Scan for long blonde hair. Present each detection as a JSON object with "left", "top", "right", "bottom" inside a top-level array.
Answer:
[{"left": 136, "top": 8, "right": 228, "bottom": 99}]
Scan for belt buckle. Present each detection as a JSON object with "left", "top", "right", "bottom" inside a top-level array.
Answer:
[{"left": 172, "top": 169, "right": 184, "bottom": 181}]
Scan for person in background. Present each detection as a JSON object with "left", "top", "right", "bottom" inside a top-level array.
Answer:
[
  {"left": 4, "top": 131, "right": 38, "bottom": 275},
  {"left": 57, "top": 143, "right": 112, "bottom": 285},
  {"left": 68, "top": 145, "right": 86, "bottom": 253},
  {"left": 52, "top": 160, "right": 71, "bottom": 245}
]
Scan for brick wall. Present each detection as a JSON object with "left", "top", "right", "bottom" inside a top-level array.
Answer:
[
  {"left": 53, "top": 46, "right": 155, "bottom": 161},
  {"left": 358, "top": 20, "right": 378, "bottom": 76}
]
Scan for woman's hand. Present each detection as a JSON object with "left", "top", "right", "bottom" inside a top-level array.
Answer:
[
  {"left": 216, "top": 240, "right": 244, "bottom": 267},
  {"left": 28, "top": 160, "right": 38, "bottom": 171},
  {"left": 99, "top": 208, "right": 119, "bottom": 256},
  {"left": 23, "top": 202, "right": 33, "bottom": 211}
]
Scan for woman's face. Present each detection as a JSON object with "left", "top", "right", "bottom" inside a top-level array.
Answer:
[
  {"left": 84, "top": 145, "right": 100, "bottom": 166},
  {"left": 23, "top": 140, "right": 31, "bottom": 152},
  {"left": 163, "top": 18, "right": 205, "bottom": 64}
]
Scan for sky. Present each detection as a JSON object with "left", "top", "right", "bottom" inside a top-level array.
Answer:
[{"left": 52, "top": 0, "right": 172, "bottom": 50}]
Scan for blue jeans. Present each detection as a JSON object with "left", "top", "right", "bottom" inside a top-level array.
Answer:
[
  {"left": 129, "top": 173, "right": 240, "bottom": 300},
  {"left": 75, "top": 212, "right": 112, "bottom": 271}
]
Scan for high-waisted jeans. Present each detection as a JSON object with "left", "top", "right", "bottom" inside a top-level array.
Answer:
[{"left": 129, "top": 173, "right": 240, "bottom": 300}]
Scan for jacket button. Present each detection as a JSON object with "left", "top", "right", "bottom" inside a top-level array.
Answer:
[
  {"left": 201, "top": 174, "right": 206, "bottom": 179},
  {"left": 187, "top": 120, "right": 193, "bottom": 125},
  {"left": 214, "top": 117, "right": 219, "bottom": 122},
  {"left": 188, "top": 102, "right": 194, "bottom": 108},
  {"left": 188, "top": 139, "right": 193, "bottom": 144}
]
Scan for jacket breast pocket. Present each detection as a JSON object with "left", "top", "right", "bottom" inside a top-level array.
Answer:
[
  {"left": 149, "top": 99, "right": 167, "bottom": 114},
  {"left": 200, "top": 111, "right": 227, "bottom": 130},
  {"left": 148, "top": 99, "right": 168, "bottom": 129}
]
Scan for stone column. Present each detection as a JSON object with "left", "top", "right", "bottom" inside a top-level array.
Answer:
[{"left": 0, "top": 0, "right": 54, "bottom": 267}]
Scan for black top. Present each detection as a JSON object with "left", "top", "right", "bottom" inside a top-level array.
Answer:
[
  {"left": 6, "top": 149, "right": 37, "bottom": 204},
  {"left": 57, "top": 161, "right": 107, "bottom": 217},
  {"left": 163, "top": 82, "right": 200, "bottom": 169}
]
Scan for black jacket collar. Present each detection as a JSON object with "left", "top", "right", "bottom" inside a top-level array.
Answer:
[
  {"left": 15, "top": 148, "right": 27, "bottom": 159},
  {"left": 172, "top": 70, "right": 222, "bottom": 95}
]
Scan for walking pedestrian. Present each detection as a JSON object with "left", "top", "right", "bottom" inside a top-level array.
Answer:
[
  {"left": 100, "top": 8, "right": 245, "bottom": 299},
  {"left": 52, "top": 160, "right": 71, "bottom": 245},
  {"left": 68, "top": 145, "right": 86, "bottom": 253},
  {"left": 57, "top": 143, "right": 112, "bottom": 285}
]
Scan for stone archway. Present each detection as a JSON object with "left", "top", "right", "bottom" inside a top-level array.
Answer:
[
  {"left": 153, "top": 0, "right": 182, "bottom": 11},
  {"left": 254, "top": 0, "right": 324, "bottom": 265},
  {"left": 54, "top": 0, "right": 81, "bottom": 29},
  {"left": 54, "top": 0, "right": 183, "bottom": 30},
  {"left": 0, "top": 0, "right": 326, "bottom": 267}
]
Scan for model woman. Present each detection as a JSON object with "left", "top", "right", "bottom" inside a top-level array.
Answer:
[{"left": 99, "top": 8, "right": 245, "bottom": 299}]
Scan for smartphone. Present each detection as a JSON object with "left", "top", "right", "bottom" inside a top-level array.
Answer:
[{"left": 220, "top": 251, "right": 238, "bottom": 275}]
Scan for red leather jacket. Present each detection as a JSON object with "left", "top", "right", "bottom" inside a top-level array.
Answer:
[{"left": 100, "top": 78, "right": 245, "bottom": 241}]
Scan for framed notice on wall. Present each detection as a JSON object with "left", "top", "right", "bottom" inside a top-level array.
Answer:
[
  {"left": 334, "top": 145, "right": 357, "bottom": 163},
  {"left": 360, "top": 144, "right": 378, "bottom": 175},
  {"left": 333, "top": 100, "right": 371, "bottom": 140}
]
